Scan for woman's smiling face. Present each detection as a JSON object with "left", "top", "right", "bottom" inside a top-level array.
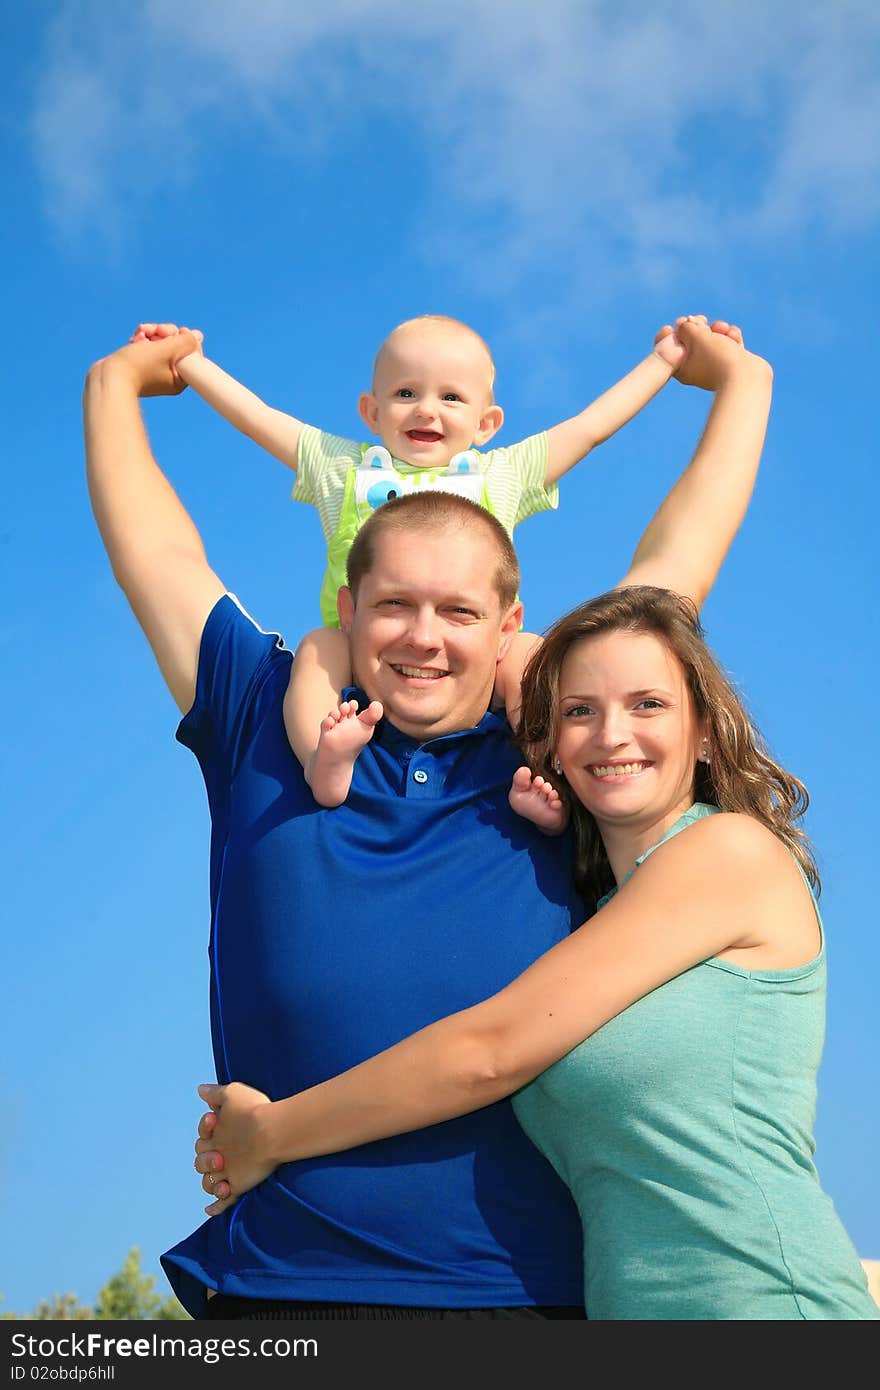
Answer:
[{"left": 554, "top": 629, "right": 706, "bottom": 839}]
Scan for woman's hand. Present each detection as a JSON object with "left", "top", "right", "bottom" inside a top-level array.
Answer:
[
  {"left": 653, "top": 315, "right": 747, "bottom": 379},
  {"left": 193, "top": 1081, "right": 276, "bottom": 1216},
  {"left": 670, "top": 315, "right": 769, "bottom": 392}
]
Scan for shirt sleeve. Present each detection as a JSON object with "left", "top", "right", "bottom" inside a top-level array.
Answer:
[
  {"left": 291, "top": 425, "right": 362, "bottom": 539},
  {"left": 176, "top": 593, "right": 291, "bottom": 797},
  {"left": 480, "top": 432, "right": 559, "bottom": 532}
]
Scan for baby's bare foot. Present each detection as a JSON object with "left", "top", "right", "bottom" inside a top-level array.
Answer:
[
  {"left": 305, "top": 699, "right": 384, "bottom": 807},
  {"left": 508, "top": 766, "right": 568, "bottom": 835}
]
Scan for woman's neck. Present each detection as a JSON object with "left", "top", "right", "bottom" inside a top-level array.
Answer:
[{"left": 599, "top": 795, "right": 697, "bottom": 888}]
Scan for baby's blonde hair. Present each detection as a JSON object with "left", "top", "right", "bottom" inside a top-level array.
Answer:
[{"left": 372, "top": 315, "right": 496, "bottom": 397}]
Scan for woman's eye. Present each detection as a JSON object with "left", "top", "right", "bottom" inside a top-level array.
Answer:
[
  {"left": 636, "top": 698, "right": 663, "bottom": 710},
  {"left": 562, "top": 705, "right": 593, "bottom": 718}
]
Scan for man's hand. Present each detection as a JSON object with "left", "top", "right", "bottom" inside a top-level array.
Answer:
[
  {"left": 653, "top": 315, "right": 746, "bottom": 377},
  {"left": 128, "top": 323, "right": 205, "bottom": 389},
  {"left": 89, "top": 329, "right": 204, "bottom": 399},
  {"left": 193, "top": 1081, "right": 276, "bottom": 1217},
  {"left": 130, "top": 322, "right": 185, "bottom": 343}
]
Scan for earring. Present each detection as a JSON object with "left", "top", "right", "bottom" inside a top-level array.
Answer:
[
  {"left": 700, "top": 738, "right": 711, "bottom": 765},
  {"left": 553, "top": 757, "right": 563, "bottom": 776}
]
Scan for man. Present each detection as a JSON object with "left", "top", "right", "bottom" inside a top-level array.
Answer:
[{"left": 84, "top": 320, "right": 771, "bottom": 1319}]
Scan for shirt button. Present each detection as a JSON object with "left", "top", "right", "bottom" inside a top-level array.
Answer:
[{"left": 413, "top": 769, "right": 428, "bottom": 784}]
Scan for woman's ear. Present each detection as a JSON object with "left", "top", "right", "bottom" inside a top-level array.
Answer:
[{"left": 697, "top": 725, "right": 712, "bottom": 764}]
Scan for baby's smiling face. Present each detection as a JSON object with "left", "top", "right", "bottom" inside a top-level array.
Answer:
[{"left": 358, "top": 320, "right": 503, "bottom": 469}]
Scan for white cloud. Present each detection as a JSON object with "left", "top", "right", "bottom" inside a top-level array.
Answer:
[{"left": 30, "top": 0, "right": 880, "bottom": 285}]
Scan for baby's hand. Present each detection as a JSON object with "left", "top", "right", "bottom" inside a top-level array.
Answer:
[
  {"left": 508, "top": 767, "right": 568, "bottom": 836},
  {"left": 128, "top": 323, "right": 204, "bottom": 385},
  {"left": 653, "top": 322, "right": 687, "bottom": 371}
]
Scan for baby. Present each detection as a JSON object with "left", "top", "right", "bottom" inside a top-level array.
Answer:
[{"left": 132, "top": 313, "right": 693, "bottom": 829}]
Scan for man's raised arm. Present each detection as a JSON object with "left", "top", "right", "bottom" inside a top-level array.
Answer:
[
  {"left": 618, "top": 316, "right": 773, "bottom": 609},
  {"left": 84, "top": 331, "right": 226, "bottom": 713}
]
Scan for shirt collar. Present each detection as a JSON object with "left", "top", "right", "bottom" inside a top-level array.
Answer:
[{"left": 342, "top": 685, "right": 508, "bottom": 758}]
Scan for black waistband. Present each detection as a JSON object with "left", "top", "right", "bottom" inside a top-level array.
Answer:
[{"left": 205, "top": 1294, "right": 586, "bottom": 1321}]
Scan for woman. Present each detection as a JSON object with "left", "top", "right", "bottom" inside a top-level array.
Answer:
[{"left": 194, "top": 586, "right": 878, "bottom": 1319}]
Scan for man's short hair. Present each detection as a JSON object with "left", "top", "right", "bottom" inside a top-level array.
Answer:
[{"left": 346, "top": 493, "right": 520, "bottom": 611}]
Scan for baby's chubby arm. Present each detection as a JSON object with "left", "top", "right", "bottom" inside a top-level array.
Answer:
[
  {"left": 543, "top": 325, "right": 683, "bottom": 486},
  {"left": 130, "top": 322, "right": 303, "bottom": 472}
]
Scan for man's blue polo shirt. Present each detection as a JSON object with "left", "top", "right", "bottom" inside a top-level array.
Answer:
[{"left": 161, "top": 595, "right": 584, "bottom": 1317}]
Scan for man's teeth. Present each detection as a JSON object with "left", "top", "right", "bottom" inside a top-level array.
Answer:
[
  {"left": 591, "top": 762, "right": 648, "bottom": 778},
  {"left": 394, "top": 664, "right": 446, "bottom": 679}
]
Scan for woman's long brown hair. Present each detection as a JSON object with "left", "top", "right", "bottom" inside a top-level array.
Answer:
[{"left": 517, "top": 586, "right": 819, "bottom": 912}]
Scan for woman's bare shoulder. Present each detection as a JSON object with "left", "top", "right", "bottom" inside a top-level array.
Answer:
[{"left": 645, "top": 811, "right": 804, "bottom": 908}]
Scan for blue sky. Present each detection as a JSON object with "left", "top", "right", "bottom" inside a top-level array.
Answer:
[{"left": 2, "top": 1, "right": 878, "bottom": 1314}]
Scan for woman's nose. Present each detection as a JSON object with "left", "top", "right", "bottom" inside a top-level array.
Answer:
[{"left": 596, "top": 712, "right": 628, "bottom": 749}]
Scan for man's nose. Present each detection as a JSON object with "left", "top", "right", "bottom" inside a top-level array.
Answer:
[{"left": 407, "top": 605, "right": 441, "bottom": 648}]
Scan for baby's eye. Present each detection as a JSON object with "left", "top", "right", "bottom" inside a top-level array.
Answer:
[
  {"left": 442, "top": 392, "right": 462, "bottom": 402},
  {"left": 396, "top": 388, "right": 415, "bottom": 398}
]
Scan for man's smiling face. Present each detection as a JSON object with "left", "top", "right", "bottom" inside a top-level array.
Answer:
[{"left": 337, "top": 524, "right": 522, "bottom": 741}]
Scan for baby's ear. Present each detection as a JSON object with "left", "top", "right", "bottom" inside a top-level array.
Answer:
[
  {"left": 358, "top": 392, "right": 380, "bottom": 433},
  {"left": 474, "top": 403, "right": 504, "bottom": 445}
]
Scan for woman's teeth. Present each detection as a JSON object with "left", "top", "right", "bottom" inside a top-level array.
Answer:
[{"left": 590, "top": 762, "right": 648, "bottom": 778}]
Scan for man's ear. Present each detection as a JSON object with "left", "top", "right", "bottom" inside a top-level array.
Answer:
[
  {"left": 337, "top": 586, "right": 355, "bottom": 634},
  {"left": 497, "top": 600, "right": 524, "bottom": 661},
  {"left": 473, "top": 403, "right": 504, "bottom": 446},
  {"left": 358, "top": 392, "right": 380, "bottom": 434}
]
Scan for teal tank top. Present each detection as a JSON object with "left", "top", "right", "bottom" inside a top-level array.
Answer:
[{"left": 512, "top": 803, "right": 879, "bottom": 1320}]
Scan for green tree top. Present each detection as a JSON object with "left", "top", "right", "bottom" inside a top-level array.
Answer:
[{"left": 2, "top": 1247, "right": 189, "bottom": 1320}]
